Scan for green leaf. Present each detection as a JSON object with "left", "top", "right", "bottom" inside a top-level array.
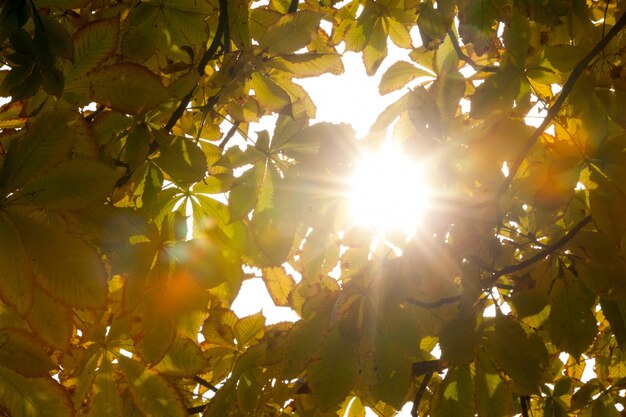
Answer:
[
  {"left": 371, "top": 336, "right": 412, "bottom": 409},
  {"left": 154, "top": 337, "right": 209, "bottom": 377},
  {"left": 66, "top": 17, "right": 119, "bottom": 83},
  {"left": 263, "top": 266, "right": 296, "bottom": 306},
  {"left": 439, "top": 315, "right": 480, "bottom": 364},
  {"left": 0, "top": 212, "right": 34, "bottom": 314},
  {"left": 572, "top": 231, "right": 626, "bottom": 300},
  {"left": 0, "top": 365, "right": 73, "bottom": 417},
  {"left": 236, "top": 369, "right": 263, "bottom": 415},
  {"left": 11, "top": 212, "right": 108, "bottom": 309},
  {"left": 475, "top": 351, "right": 514, "bottom": 417},
  {"left": 260, "top": 11, "right": 322, "bottom": 54},
  {"left": 282, "top": 314, "right": 328, "bottom": 378},
  {"left": 431, "top": 365, "right": 474, "bottom": 417},
  {"left": 155, "top": 133, "right": 208, "bottom": 184},
  {"left": 266, "top": 53, "right": 344, "bottom": 77},
  {"left": 250, "top": 72, "right": 291, "bottom": 113},
  {"left": 570, "top": 379, "right": 600, "bottom": 410},
  {"left": 25, "top": 290, "right": 73, "bottom": 351},
  {"left": 7, "top": 159, "right": 118, "bottom": 209},
  {"left": 546, "top": 271, "right": 597, "bottom": 357},
  {"left": 307, "top": 329, "right": 358, "bottom": 409},
  {"left": 234, "top": 312, "right": 265, "bottom": 348},
  {"left": 600, "top": 299, "right": 626, "bottom": 349},
  {"left": 0, "top": 328, "right": 56, "bottom": 377},
  {"left": 118, "top": 357, "right": 187, "bottom": 417},
  {"left": 0, "top": 107, "right": 81, "bottom": 191},
  {"left": 72, "top": 63, "right": 170, "bottom": 115},
  {"left": 362, "top": 19, "right": 387, "bottom": 76},
  {"left": 86, "top": 359, "right": 122, "bottom": 417},
  {"left": 378, "top": 61, "right": 435, "bottom": 95},
  {"left": 483, "top": 315, "right": 549, "bottom": 394}
]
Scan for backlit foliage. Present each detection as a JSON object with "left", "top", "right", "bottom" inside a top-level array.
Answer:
[{"left": 1, "top": 0, "right": 626, "bottom": 416}]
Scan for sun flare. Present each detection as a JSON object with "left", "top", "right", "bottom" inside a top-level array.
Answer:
[{"left": 348, "top": 142, "right": 431, "bottom": 236}]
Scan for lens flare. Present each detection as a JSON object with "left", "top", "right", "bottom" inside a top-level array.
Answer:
[{"left": 348, "top": 142, "right": 430, "bottom": 236}]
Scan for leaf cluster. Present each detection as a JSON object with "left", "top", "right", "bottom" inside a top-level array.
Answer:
[{"left": 1, "top": 0, "right": 626, "bottom": 416}]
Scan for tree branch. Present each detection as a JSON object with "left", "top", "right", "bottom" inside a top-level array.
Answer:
[
  {"left": 287, "top": 0, "right": 299, "bottom": 13},
  {"left": 188, "top": 404, "right": 209, "bottom": 415},
  {"left": 164, "top": 0, "right": 229, "bottom": 133},
  {"left": 481, "top": 215, "right": 591, "bottom": 288},
  {"left": 406, "top": 215, "right": 591, "bottom": 308},
  {"left": 447, "top": 29, "right": 498, "bottom": 73},
  {"left": 194, "top": 376, "right": 218, "bottom": 392},
  {"left": 407, "top": 295, "right": 462, "bottom": 309},
  {"left": 410, "top": 372, "right": 432, "bottom": 417},
  {"left": 496, "top": 11, "right": 626, "bottom": 199},
  {"left": 520, "top": 395, "right": 530, "bottom": 417}
]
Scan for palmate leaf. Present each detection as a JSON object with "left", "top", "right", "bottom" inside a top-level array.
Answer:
[
  {"left": 0, "top": 328, "right": 56, "bottom": 377},
  {"left": 483, "top": 315, "right": 549, "bottom": 394},
  {"left": 0, "top": 106, "right": 79, "bottom": 191},
  {"left": 118, "top": 356, "right": 187, "bottom": 417},
  {"left": 262, "top": 266, "right": 296, "bottom": 306},
  {"left": 260, "top": 11, "right": 322, "bottom": 54},
  {"left": 24, "top": 290, "right": 73, "bottom": 351},
  {"left": 69, "top": 63, "right": 170, "bottom": 115},
  {"left": 475, "top": 351, "right": 514, "bottom": 417},
  {"left": 0, "top": 211, "right": 34, "bottom": 314},
  {"left": 371, "top": 335, "right": 412, "bottom": 409},
  {"left": 546, "top": 270, "right": 597, "bottom": 357},
  {"left": 234, "top": 312, "right": 265, "bottom": 348},
  {"left": 155, "top": 337, "right": 209, "bottom": 377},
  {"left": 155, "top": 132, "right": 208, "bottom": 184},
  {"left": 7, "top": 159, "right": 118, "bottom": 210},
  {"left": 10, "top": 211, "right": 108, "bottom": 309},
  {"left": 378, "top": 61, "right": 435, "bottom": 95},
  {"left": 250, "top": 72, "right": 292, "bottom": 113},
  {"left": 266, "top": 53, "right": 344, "bottom": 77},
  {"left": 307, "top": 329, "right": 358, "bottom": 409},
  {"left": 0, "top": 365, "right": 73, "bottom": 417},
  {"left": 65, "top": 17, "right": 119, "bottom": 83},
  {"left": 86, "top": 359, "right": 122, "bottom": 417},
  {"left": 431, "top": 365, "right": 474, "bottom": 417}
]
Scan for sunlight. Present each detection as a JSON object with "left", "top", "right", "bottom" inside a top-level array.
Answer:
[{"left": 348, "top": 142, "right": 430, "bottom": 236}]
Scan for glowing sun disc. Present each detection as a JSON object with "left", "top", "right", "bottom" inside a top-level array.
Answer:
[{"left": 348, "top": 143, "right": 430, "bottom": 235}]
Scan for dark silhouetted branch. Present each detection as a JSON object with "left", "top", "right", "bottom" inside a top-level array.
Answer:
[
  {"left": 194, "top": 376, "right": 218, "bottom": 392},
  {"left": 520, "top": 395, "right": 530, "bottom": 417},
  {"left": 496, "top": 12, "right": 626, "bottom": 199},
  {"left": 188, "top": 404, "right": 209, "bottom": 415},
  {"left": 407, "top": 295, "right": 462, "bottom": 308},
  {"left": 287, "top": 0, "right": 299, "bottom": 13},
  {"left": 481, "top": 215, "right": 591, "bottom": 288},
  {"left": 411, "top": 372, "right": 433, "bottom": 417},
  {"left": 165, "top": 0, "right": 229, "bottom": 133}
]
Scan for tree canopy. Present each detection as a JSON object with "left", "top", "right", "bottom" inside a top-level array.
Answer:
[{"left": 1, "top": 0, "right": 626, "bottom": 416}]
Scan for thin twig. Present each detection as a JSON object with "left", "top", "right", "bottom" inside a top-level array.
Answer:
[
  {"left": 407, "top": 295, "right": 462, "bottom": 309},
  {"left": 496, "top": 12, "right": 626, "bottom": 199},
  {"left": 447, "top": 29, "right": 498, "bottom": 73},
  {"left": 188, "top": 404, "right": 209, "bottom": 415},
  {"left": 411, "top": 372, "right": 433, "bottom": 417},
  {"left": 406, "top": 215, "right": 591, "bottom": 308},
  {"left": 481, "top": 215, "right": 591, "bottom": 288},
  {"left": 287, "top": 0, "right": 299, "bottom": 13},
  {"left": 165, "top": 0, "right": 229, "bottom": 133},
  {"left": 194, "top": 376, "right": 218, "bottom": 392},
  {"left": 520, "top": 395, "right": 530, "bottom": 417}
]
